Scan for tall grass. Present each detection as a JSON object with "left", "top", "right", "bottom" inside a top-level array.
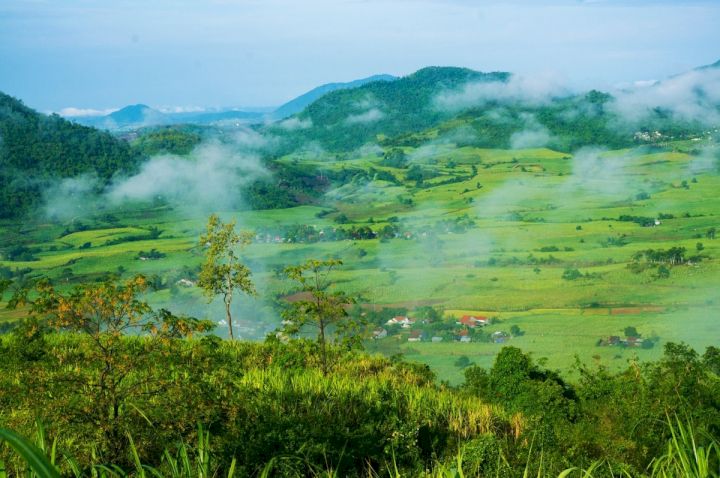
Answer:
[
  {"left": 2, "top": 415, "right": 718, "bottom": 477},
  {"left": 649, "top": 415, "right": 719, "bottom": 478}
]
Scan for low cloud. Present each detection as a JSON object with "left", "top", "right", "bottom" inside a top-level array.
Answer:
[
  {"left": 509, "top": 113, "right": 553, "bottom": 149},
  {"left": 609, "top": 66, "right": 720, "bottom": 125},
  {"left": 44, "top": 174, "right": 103, "bottom": 220},
  {"left": 156, "top": 105, "right": 207, "bottom": 114},
  {"left": 688, "top": 147, "right": 719, "bottom": 175},
  {"left": 106, "top": 142, "right": 268, "bottom": 212},
  {"left": 277, "top": 117, "right": 313, "bottom": 130},
  {"left": 434, "top": 72, "right": 570, "bottom": 112},
  {"left": 345, "top": 108, "right": 385, "bottom": 125},
  {"left": 57, "top": 107, "right": 118, "bottom": 117}
]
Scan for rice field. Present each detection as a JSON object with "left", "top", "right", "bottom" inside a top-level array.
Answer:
[{"left": 2, "top": 144, "right": 718, "bottom": 380}]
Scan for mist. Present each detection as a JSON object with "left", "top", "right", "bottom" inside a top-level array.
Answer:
[
  {"left": 107, "top": 142, "right": 268, "bottom": 213},
  {"left": 509, "top": 113, "right": 553, "bottom": 149},
  {"left": 433, "top": 72, "right": 570, "bottom": 113},
  {"left": 609, "top": 66, "right": 720, "bottom": 126}
]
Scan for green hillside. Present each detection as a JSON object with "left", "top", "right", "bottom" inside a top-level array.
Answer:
[{"left": 0, "top": 93, "right": 142, "bottom": 218}]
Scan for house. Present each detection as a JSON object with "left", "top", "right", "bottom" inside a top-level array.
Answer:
[
  {"left": 386, "top": 316, "right": 415, "bottom": 328},
  {"left": 431, "top": 336, "right": 443, "bottom": 343},
  {"left": 607, "top": 336, "right": 621, "bottom": 346},
  {"left": 372, "top": 328, "right": 388, "bottom": 340},
  {"left": 457, "top": 315, "right": 489, "bottom": 328},
  {"left": 176, "top": 278, "right": 196, "bottom": 287},
  {"left": 492, "top": 331, "right": 509, "bottom": 344},
  {"left": 623, "top": 336, "right": 644, "bottom": 347},
  {"left": 455, "top": 329, "right": 472, "bottom": 343},
  {"left": 408, "top": 330, "right": 423, "bottom": 342}
]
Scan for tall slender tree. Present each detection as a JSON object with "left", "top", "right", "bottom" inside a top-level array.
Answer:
[{"left": 198, "top": 214, "right": 255, "bottom": 339}]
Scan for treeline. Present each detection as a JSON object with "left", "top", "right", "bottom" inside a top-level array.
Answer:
[{"left": 254, "top": 214, "right": 476, "bottom": 244}]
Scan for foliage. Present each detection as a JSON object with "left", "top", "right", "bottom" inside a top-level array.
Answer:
[
  {"left": 4, "top": 275, "right": 214, "bottom": 464},
  {"left": 281, "top": 258, "right": 363, "bottom": 374},
  {"left": 198, "top": 214, "right": 255, "bottom": 339},
  {"left": 132, "top": 127, "right": 202, "bottom": 156},
  {"left": 0, "top": 92, "right": 141, "bottom": 219}
]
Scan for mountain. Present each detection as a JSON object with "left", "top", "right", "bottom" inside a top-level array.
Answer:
[
  {"left": 72, "top": 104, "right": 168, "bottom": 130},
  {"left": 269, "top": 66, "right": 510, "bottom": 151},
  {"left": 72, "top": 105, "right": 266, "bottom": 130},
  {"left": 0, "top": 92, "right": 141, "bottom": 218},
  {"left": 107, "top": 104, "right": 165, "bottom": 127},
  {"left": 272, "top": 74, "right": 398, "bottom": 119},
  {"left": 696, "top": 58, "right": 720, "bottom": 70},
  {"left": 66, "top": 74, "right": 397, "bottom": 130}
]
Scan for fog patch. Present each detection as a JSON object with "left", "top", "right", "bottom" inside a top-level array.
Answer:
[
  {"left": 609, "top": 67, "right": 720, "bottom": 125},
  {"left": 563, "top": 147, "right": 641, "bottom": 197},
  {"left": 43, "top": 174, "right": 103, "bottom": 221},
  {"left": 277, "top": 117, "right": 312, "bottom": 131},
  {"left": 345, "top": 108, "right": 385, "bottom": 125},
  {"left": 353, "top": 143, "right": 384, "bottom": 158},
  {"left": 107, "top": 141, "right": 268, "bottom": 213},
  {"left": 231, "top": 127, "right": 278, "bottom": 152},
  {"left": 434, "top": 72, "right": 570, "bottom": 112},
  {"left": 509, "top": 114, "right": 553, "bottom": 149},
  {"left": 688, "top": 147, "right": 720, "bottom": 175}
]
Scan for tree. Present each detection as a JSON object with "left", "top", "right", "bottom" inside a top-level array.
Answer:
[
  {"left": 281, "top": 259, "right": 361, "bottom": 375},
  {"left": 14, "top": 275, "right": 214, "bottom": 462},
  {"left": 624, "top": 326, "right": 640, "bottom": 338},
  {"left": 198, "top": 214, "right": 256, "bottom": 339}
]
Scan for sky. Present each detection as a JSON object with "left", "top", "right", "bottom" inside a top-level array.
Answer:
[{"left": 0, "top": 0, "right": 719, "bottom": 114}]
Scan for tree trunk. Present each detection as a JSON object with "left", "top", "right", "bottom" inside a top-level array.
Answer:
[
  {"left": 226, "top": 273, "right": 234, "bottom": 340},
  {"left": 225, "top": 297, "right": 234, "bottom": 340},
  {"left": 319, "top": 320, "right": 327, "bottom": 376}
]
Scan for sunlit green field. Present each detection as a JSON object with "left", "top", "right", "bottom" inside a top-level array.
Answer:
[{"left": 2, "top": 144, "right": 718, "bottom": 380}]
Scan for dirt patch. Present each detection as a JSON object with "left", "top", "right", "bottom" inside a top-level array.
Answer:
[{"left": 281, "top": 291, "right": 313, "bottom": 303}]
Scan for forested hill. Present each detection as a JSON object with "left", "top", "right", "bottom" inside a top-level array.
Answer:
[
  {"left": 268, "top": 64, "right": 717, "bottom": 153},
  {"left": 272, "top": 73, "right": 398, "bottom": 119},
  {"left": 268, "top": 67, "right": 510, "bottom": 151},
  {"left": 0, "top": 93, "right": 141, "bottom": 219}
]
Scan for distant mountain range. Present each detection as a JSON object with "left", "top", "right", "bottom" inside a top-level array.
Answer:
[{"left": 68, "top": 74, "right": 398, "bottom": 130}]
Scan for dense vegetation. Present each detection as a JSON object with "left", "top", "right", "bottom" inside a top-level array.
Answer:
[
  {"left": 0, "top": 287, "right": 718, "bottom": 476},
  {"left": 0, "top": 93, "right": 142, "bottom": 219}
]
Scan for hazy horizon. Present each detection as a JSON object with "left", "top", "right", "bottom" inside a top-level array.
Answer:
[{"left": 1, "top": 0, "right": 719, "bottom": 114}]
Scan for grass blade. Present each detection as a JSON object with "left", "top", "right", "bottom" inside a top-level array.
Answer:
[{"left": 0, "top": 428, "right": 61, "bottom": 478}]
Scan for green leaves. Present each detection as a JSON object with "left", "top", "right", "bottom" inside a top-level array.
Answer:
[
  {"left": 198, "top": 214, "right": 256, "bottom": 339},
  {"left": 0, "top": 428, "right": 60, "bottom": 478}
]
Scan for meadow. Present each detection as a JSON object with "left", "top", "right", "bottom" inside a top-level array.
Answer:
[{"left": 2, "top": 141, "right": 718, "bottom": 382}]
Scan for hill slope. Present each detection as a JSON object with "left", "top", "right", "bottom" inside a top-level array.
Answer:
[
  {"left": 272, "top": 74, "right": 398, "bottom": 119},
  {"left": 0, "top": 93, "right": 141, "bottom": 218}
]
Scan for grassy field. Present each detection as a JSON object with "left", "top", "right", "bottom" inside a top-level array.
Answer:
[{"left": 1, "top": 142, "right": 718, "bottom": 381}]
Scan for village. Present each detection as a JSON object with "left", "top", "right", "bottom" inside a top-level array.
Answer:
[
  {"left": 371, "top": 313, "right": 517, "bottom": 344},
  {"left": 252, "top": 214, "right": 476, "bottom": 245}
]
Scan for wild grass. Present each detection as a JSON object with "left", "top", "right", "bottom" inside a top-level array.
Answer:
[{"left": 2, "top": 414, "right": 716, "bottom": 477}]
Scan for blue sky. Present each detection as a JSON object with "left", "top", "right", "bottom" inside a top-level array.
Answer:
[{"left": 1, "top": 0, "right": 718, "bottom": 113}]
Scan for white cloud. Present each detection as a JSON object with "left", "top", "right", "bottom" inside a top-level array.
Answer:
[
  {"left": 277, "top": 117, "right": 312, "bottom": 130},
  {"left": 56, "top": 107, "right": 118, "bottom": 117},
  {"left": 609, "top": 67, "right": 720, "bottom": 125},
  {"left": 434, "top": 73, "right": 570, "bottom": 112},
  {"left": 344, "top": 108, "right": 385, "bottom": 124},
  {"left": 156, "top": 105, "right": 207, "bottom": 113}
]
